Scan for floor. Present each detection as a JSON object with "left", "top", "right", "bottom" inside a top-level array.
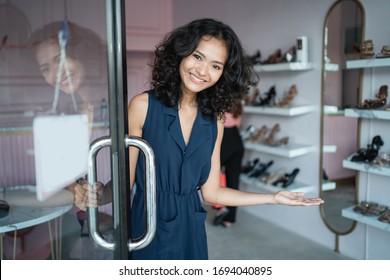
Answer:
[
  {"left": 205, "top": 206, "right": 352, "bottom": 260},
  {"left": 73, "top": 206, "right": 352, "bottom": 260}
]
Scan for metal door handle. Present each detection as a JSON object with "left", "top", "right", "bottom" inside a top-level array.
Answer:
[{"left": 87, "top": 135, "right": 156, "bottom": 251}]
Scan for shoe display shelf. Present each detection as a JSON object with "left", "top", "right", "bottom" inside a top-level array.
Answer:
[
  {"left": 342, "top": 157, "right": 390, "bottom": 177},
  {"left": 243, "top": 104, "right": 315, "bottom": 116},
  {"left": 346, "top": 57, "right": 390, "bottom": 69},
  {"left": 239, "top": 174, "right": 315, "bottom": 194},
  {"left": 341, "top": 57, "right": 390, "bottom": 235},
  {"left": 244, "top": 142, "right": 315, "bottom": 158},
  {"left": 253, "top": 62, "right": 313, "bottom": 72},
  {"left": 342, "top": 206, "right": 390, "bottom": 233},
  {"left": 325, "top": 63, "right": 339, "bottom": 72},
  {"left": 321, "top": 180, "right": 336, "bottom": 191},
  {"left": 344, "top": 108, "right": 390, "bottom": 120}
]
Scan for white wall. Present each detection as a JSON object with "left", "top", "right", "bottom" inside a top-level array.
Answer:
[{"left": 173, "top": 0, "right": 390, "bottom": 259}]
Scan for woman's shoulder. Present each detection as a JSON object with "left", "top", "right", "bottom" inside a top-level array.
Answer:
[{"left": 128, "top": 92, "right": 149, "bottom": 117}]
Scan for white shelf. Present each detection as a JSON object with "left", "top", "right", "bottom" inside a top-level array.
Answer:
[
  {"left": 244, "top": 142, "right": 315, "bottom": 158},
  {"left": 322, "top": 181, "right": 336, "bottom": 191},
  {"left": 323, "top": 105, "right": 338, "bottom": 114},
  {"left": 346, "top": 57, "right": 390, "bottom": 69},
  {"left": 344, "top": 108, "right": 390, "bottom": 120},
  {"left": 342, "top": 158, "right": 390, "bottom": 177},
  {"left": 325, "top": 63, "right": 339, "bottom": 72},
  {"left": 253, "top": 62, "right": 313, "bottom": 72},
  {"left": 323, "top": 145, "right": 337, "bottom": 153},
  {"left": 243, "top": 104, "right": 315, "bottom": 116},
  {"left": 240, "top": 174, "right": 315, "bottom": 193},
  {"left": 342, "top": 206, "right": 390, "bottom": 233}
]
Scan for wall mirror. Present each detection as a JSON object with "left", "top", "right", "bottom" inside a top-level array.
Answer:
[{"left": 319, "top": 0, "right": 365, "bottom": 243}]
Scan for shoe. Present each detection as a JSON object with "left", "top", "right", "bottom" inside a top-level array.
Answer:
[
  {"left": 248, "top": 160, "right": 274, "bottom": 178},
  {"left": 249, "top": 125, "right": 268, "bottom": 143},
  {"left": 351, "top": 135, "right": 383, "bottom": 163},
  {"left": 244, "top": 87, "right": 259, "bottom": 105},
  {"left": 360, "top": 39, "right": 375, "bottom": 59},
  {"left": 0, "top": 199, "right": 10, "bottom": 219},
  {"left": 263, "top": 123, "right": 288, "bottom": 146},
  {"left": 240, "top": 124, "right": 256, "bottom": 141},
  {"left": 354, "top": 201, "right": 388, "bottom": 216},
  {"left": 247, "top": 50, "right": 262, "bottom": 65},
  {"left": 241, "top": 158, "right": 260, "bottom": 174},
  {"left": 274, "top": 84, "right": 298, "bottom": 108},
  {"left": 253, "top": 86, "right": 276, "bottom": 106},
  {"left": 273, "top": 168, "right": 300, "bottom": 188},
  {"left": 262, "top": 168, "right": 286, "bottom": 185},
  {"left": 281, "top": 46, "right": 297, "bottom": 62},
  {"left": 262, "top": 48, "right": 282, "bottom": 64},
  {"left": 378, "top": 210, "right": 390, "bottom": 223},
  {"left": 222, "top": 221, "right": 232, "bottom": 227},
  {"left": 322, "top": 169, "right": 329, "bottom": 181},
  {"left": 213, "top": 208, "right": 229, "bottom": 226},
  {"left": 264, "top": 123, "right": 280, "bottom": 145},
  {"left": 361, "top": 85, "right": 387, "bottom": 109},
  {"left": 376, "top": 45, "right": 390, "bottom": 58}
]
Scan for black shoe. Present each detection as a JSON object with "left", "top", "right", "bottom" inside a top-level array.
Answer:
[
  {"left": 242, "top": 158, "right": 260, "bottom": 174},
  {"left": 248, "top": 160, "right": 274, "bottom": 178},
  {"left": 0, "top": 200, "right": 9, "bottom": 219},
  {"left": 273, "top": 168, "right": 300, "bottom": 188},
  {"left": 213, "top": 208, "right": 229, "bottom": 226}
]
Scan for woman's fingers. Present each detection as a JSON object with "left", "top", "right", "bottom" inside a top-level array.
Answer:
[{"left": 74, "top": 180, "right": 103, "bottom": 209}]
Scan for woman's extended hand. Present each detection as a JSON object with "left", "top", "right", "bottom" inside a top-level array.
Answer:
[
  {"left": 273, "top": 190, "right": 324, "bottom": 206},
  {"left": 74, "top": 179, "right": 104, "bottom": 211}
]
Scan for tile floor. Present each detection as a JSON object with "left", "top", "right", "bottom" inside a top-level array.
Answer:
[
  {"left": 205, "top": 206, "right": 352, "bottom": 260},
  {"left": 77, "top": 206, "right": 352, "bottom": 260}
]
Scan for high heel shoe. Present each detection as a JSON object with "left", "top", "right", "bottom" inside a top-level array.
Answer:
[
  {"left": 248, "top": 160, "right": 274, "bottom": 178},
  {"left": 262, "top": 49, "right": 282, "bottom": 64},
  {"left": 247, "top": 50, "right": 262, "bottom": 65},
  {"left": 249, "top": 125, "right": 268, "bottom": 143},
  {"left": 241, "top": 158, "right": 260, "bottom": 174},
  {"left": 351, "top": 135, "right": 384, "bottom": 163},
  {"left": 261, "top": 168, "right": 286, "bottom": 185},
  {"left": 361, "top": 85, "right": 388, "bottom": 109},
  {"left": 360, "top": 39, "right": 375, "bottom": 59},
  {"left": 281, "top": 46, "right": 297, "bottom": 63},
  {"left": 240, "top": 124, "right": 256, "bottom": 141},
  {"left": 253, "top": 86, "right": 276, "bottom": 107},
  {"left": 273, "top": 168, "right": 300, "bottom": 188},
  {"left": 213, "top": 207, "right": 229, "bottom": 226},
  {"left": 274, "top": 84, "right": 298, "bottom": 108},
  {"left": 244, "top": 87, "right": 260, "bottom": 105},
  {"left": 263, "top": 123, "right": 289, "bottom": 146},
  {"left": 376, "top": 45, "right": 390, "bottom": 58}
]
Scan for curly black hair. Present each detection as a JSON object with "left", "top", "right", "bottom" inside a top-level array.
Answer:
[{"left": 151, "top": 18, "right": 259, "bottom": 120}]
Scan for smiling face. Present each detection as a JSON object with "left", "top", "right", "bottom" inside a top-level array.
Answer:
[
  {"left": 179, "top": 36, "right": 228, "bottom": 95},
  {"left": 35, "top": 39, "right": 86, "bottom": 95}
]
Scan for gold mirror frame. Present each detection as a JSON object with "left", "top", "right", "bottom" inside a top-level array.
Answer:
[{"left": 319, "top": 0, "right": 365, "bottom": 251}]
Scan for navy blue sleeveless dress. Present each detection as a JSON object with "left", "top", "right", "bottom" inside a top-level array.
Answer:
[{"left": 131, "top": 90, "right": 218, "bottom": 259}]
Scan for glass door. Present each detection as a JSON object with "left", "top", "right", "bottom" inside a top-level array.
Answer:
[{"left": 0, "top": 0, "right": 155, "bottom": 260}]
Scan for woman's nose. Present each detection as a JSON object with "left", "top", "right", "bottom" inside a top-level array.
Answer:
[{"left": 195, "top": 62, "right": 207, "bottom": 76}]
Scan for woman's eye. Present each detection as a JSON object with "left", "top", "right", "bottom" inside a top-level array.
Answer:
[
  {"left": 212, "top": 65, "right": 222, "bottom": 70},
  {"left": 40, "top": 67, "right": 49, "bottom": 74},
  {"left": 193, "top": 54, "right": 201, "bottom": 60}
]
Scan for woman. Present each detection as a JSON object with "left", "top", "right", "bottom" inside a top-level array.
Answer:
[
  {"left": 76, "top": 18, "right": 323, "bottom": 260},
  {"left": 29, "top": 20, "right": 107, "bottom": 123},
  {"left": 2, "top": 21, "right": 110, "bottom": 260},
  {"left": 214, "top": 98, "right": 245, "bottom": 227}
]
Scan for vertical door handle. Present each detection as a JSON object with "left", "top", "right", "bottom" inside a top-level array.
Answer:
[
  {"left": 124, "top": 136, "right": 156, "bottom": 251},
  {"left": 87, "top": 135, "right": 156, "bottom": 251}
]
